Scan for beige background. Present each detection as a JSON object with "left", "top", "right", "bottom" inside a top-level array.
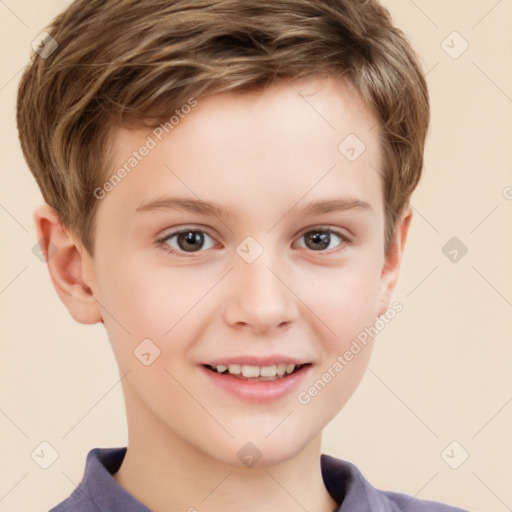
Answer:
[{"left": 1, "top": 1, "right": 511, "bottom": 511}]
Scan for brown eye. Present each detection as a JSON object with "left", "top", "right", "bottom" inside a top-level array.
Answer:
[
  {"left": 160, "top": 229, "right": 215, "bottom": 254},
  {"left": 298, "top": 229, "right": 345, "bottom": 252},
  {"left": 175, "top": 231, "right": 205, "bottom": 251}
]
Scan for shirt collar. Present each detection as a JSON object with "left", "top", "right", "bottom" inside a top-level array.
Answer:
[
  {"left": 78, "top": 447, "right": 151, "bottom": 511},
  {"left": 321, "top": 453, "right": 395, "bottom": 511},
  {"left": 71, "top": 447, "right": 397, "bottom": 511}
]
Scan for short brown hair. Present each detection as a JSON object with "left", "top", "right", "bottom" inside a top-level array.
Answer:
[{"left": 17, "top": 0, "right": 429, "bottom": 256}]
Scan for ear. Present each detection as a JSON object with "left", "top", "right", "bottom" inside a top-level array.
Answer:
[
  {"left": 33, "top": 203, "right": 103, "bottom": 325},
  {"left": 377, "top": 205, "right": 412, "bottom": 316}
]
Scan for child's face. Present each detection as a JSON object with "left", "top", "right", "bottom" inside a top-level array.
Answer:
[{"left": 79, "top": 75, "right": 409, "bottom": 466}]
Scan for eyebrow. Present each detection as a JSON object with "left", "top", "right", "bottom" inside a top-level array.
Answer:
[{"left": 135, "top": 196, "right": 372, "bottom": 218}]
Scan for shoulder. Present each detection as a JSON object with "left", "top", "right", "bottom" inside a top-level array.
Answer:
[
  {"left": 48, "top": 488, "right": 97, "bottom": 512},
  {"left": 320, "top": 454, "right": 470, "bottom": 512},
  {"left": 382, "top": 490, "right": 469, "bottom": 511}
]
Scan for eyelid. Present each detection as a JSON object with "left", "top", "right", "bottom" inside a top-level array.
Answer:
[
  {"left": 157, "top": 224, "right": 215, "bottom": 240},
  {"left": 296, "top": 224, "right": 351, "bottom": 241}
]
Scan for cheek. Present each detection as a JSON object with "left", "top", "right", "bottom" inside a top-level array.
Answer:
[
  {"left": 295, "top": 341, "right": 373, "bottom": 444},
  {"left": 293, "top": 266, "right": 379, "bottom": 433},
  {"left": 96, "top": 254, "right": 188, "bottom": 332},
  {"left": 301, "top": 260, "right": 382, "bottom": 348},
  {"left": 97, "top": 261, "right": 219, "bottom": 369}
]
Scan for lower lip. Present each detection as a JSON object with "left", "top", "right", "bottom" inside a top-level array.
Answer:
[{"left": 200, "top": 365, "right": 311, "bottom": 403}]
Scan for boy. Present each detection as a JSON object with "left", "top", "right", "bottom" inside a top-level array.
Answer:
[{"left": 16, "top": 0, "right": 470, "bottom": 510}]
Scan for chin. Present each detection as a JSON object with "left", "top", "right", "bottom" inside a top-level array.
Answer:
[{"left": 201, "top": 427, "right": 317, "bottom": 469}]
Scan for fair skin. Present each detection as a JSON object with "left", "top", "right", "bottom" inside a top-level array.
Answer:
[{"left": 35, "top": 75, "right": 411, "bottom": 512}]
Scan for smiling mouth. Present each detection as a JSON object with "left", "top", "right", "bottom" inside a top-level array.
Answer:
[{"left": 203, "top": 363, "right": 311, "bottom": 381}]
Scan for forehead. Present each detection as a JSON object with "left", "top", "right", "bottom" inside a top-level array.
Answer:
[
  {"left": 110, "top": 74, "right": 379, "bottom": 150},
  {"left": 102, "top": 75, "right": 383, "bottom": 223},
  {"left": 165, "top": 75, "right": 379, "bottom": 155}
]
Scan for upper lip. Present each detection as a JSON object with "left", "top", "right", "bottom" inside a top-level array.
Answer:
[{"left": 201, "top": 355, "right": 312, "bottom": 367}]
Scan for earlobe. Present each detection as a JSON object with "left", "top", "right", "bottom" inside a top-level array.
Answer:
[
  {"left": 377, "top": 205, "right": 412, "bottom": 316},
  {"left": 33, "top": 203, "right": 103, "bottom": 325}
]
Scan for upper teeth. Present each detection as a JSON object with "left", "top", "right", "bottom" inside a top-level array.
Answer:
[{"left": 214, "top": 363, "right": 297, "bottom": 377}]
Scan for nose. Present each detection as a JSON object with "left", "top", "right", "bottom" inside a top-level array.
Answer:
[{"left": 222, "top": 250, "right": 299, "bottom": 335}]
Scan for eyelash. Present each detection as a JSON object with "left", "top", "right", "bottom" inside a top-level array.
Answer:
[{"left": 155, "top": 226, "right": 352, "bottom": 258}]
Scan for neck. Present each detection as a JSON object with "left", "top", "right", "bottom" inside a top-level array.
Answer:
[{"left": 113, "top": 390, "right": 338, "bottom": 512}]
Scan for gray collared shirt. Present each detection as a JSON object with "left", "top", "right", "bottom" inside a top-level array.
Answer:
[{"left": 49, "top": 447, "right": 469, "bottom": 511}]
